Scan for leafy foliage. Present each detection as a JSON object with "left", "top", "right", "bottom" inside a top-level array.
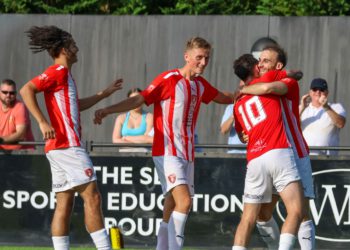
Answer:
[{"left": 0, "top": 0, "right": 349, "bottom": 15}]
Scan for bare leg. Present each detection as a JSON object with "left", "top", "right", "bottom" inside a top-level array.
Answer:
[
  {"left": 51, "top": 190, "right": 75, "bottom": 236},
  {"left": 256, "top": 195, "right": 280, "bottom": 249},
  {"left": 279, "top": 181, "right": 305, "bottom": 235},
  {"left": 233, "top": 203, "right": 261, "bottom": 247},
  {"left": 278, "top": 181, "right": 305, "bottom": 250},
  {"left": 168, "top": 184, "right": 192, "bottom": 250},
  {"left": 76, "top": 181, "right": 105, "bottom": 232}
]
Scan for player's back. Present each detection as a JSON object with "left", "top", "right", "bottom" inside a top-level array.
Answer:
[{"left": 234, "top": 93, "right": 291, "bottom": 162}]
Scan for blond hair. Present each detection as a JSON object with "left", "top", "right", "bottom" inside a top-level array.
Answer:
[{"left": 185, "top": 37, "right": 211, "bottom": 52}]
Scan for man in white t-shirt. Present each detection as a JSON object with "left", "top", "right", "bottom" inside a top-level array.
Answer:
[{"left": 299, "top": 78, "right": 346, "bottom": 155}]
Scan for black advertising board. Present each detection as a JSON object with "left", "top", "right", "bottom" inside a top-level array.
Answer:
[{"left": 0, "top": 154, "right": 349, "bottom": 248}]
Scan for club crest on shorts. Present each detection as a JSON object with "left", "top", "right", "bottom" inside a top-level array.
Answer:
[
  {"left": 85, "top": 168, "right": 93, "bottom": 178},
  {"left": 168, "top": 173, "right": 176, "bottom": 183}
]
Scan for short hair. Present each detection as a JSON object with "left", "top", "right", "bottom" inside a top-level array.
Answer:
[
  {"left": 1, "top": 79, "right": 16, "bottom": 88},
  {"left": 233, "top": 54, "right": 258, "bottom": 81},
  {"left": 127, "top": 88, "right": 142, "bottom": 97},
  {"left": 26, "top": 25, "right": 74, "bottom": 58},
  {"left": 262, "top": 44, "right": 288, "bottom": 68},
  {"left": 185, "top": 37, "right": 211, "bottom": 52}
]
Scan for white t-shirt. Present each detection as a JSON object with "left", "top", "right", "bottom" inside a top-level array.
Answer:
[{"left": 301, "top": 103, "right": 346, "bottom": 155}]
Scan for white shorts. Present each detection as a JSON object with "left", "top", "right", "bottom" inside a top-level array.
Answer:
[
  {"left": 153, "top": 156, "right": 194, "bottom": 196},
  {"left": 296, "top": 156, "right": 315, "bottom": 199},
  {"left": 244, "top": 148, "right": 300, "bottom": 204},
  {"left": 46, "top": 147, "right": 96, "bottom": 193}
]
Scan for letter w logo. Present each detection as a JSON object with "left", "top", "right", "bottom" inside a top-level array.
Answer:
[{"left": 310, "top": 185, "right": 350, "bottom": 226}]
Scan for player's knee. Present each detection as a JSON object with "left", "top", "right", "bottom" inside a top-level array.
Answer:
[
  {"left": 257, "top": 211, "right": 273, "bottom": 222},
  {"left": 85, "top": 191, "right": 102, "bottom": 209},
  {"left": 55, "top": 199, "right": 74, "bottom": 217},
  {"left": 177, "top": 196, "right": 192, "bottom": 212}
]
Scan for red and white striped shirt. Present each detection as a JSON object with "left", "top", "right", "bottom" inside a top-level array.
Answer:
[
  {"left": 141, "top": 69, "right": 218, "bottom": 161},
  {"left": 255, "top": 71, "right": 309, "bottom": 159},
  {"left": 31, "top": 64, "right": 82, "bottom": 153}
]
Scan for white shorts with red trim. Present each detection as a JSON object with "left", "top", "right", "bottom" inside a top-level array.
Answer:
[
  {"left": 153, "top": 156, "right": 194, "bottom": 196},
  {"left": 46, "top": 147, "right": 96, "bottom": 193}
]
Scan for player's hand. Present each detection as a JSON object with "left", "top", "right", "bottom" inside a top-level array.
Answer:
[
  {"left": 99, "top": 78, "right": 123, "bottom": 98},
  {"left": 299, "top": 94, "right": 310, "bottom": 111},
  {"left": 94, "top": 109, "right": 107, "bottom": 125},
  {"left": 233, "top": 87, "right": 243, "bottom": 102},
  {"left": 287, "top": 70, "right": 303, "bottom": 81},
  {"left": 241, "top": 131, "right": 249, "bottom": 143},
  {"left": 39, "top": 121, "right": 55, "bottom": 140},
  {"left": 319, "top": 94, "right": 328, "bottom": 106}
]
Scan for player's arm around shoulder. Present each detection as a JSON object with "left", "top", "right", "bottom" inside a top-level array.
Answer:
[
  {"left": 241, "top": 81, "right": 288, "bottom": 96},
  {"left": 213, "top": 91, "right": 235, "bottom": 104}
]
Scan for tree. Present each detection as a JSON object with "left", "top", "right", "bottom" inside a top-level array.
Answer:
[{"left": 0, "top": 0, "right": 349, "bottom": 15}]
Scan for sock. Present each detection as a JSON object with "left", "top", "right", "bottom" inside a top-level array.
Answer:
[
  {"left": 256, "top": 217, "right": 280, "bottom": 250},
  {"left": 168, "top": 211, "right": 188, "bottom": 250},
  {"left": 232, "top": 246, "right": 247, "bottom": 250},
  {"left": 279, "top": 233, "right": 296, "bottom": 250},
  {"left": 298, "top": 220, "right": 315, "bottom": 250},
  {"left": 156, "top": 221, "right": 168, "bottom": 250},
  {"left": 52, "top": 236, "right": 69, "bottom": 250},
  {"left": 90, "top": 228, "right": 111, "bottom": 250}
]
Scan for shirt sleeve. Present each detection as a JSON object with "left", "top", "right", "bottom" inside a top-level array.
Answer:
[
  {"left": 13, "top": 102, "right": 27, "bottom": 126},
  {"left": 199, "top": 77, "right": 219, "bottom": 104},
  {"left": 331, "top": 103, "right": 347, "bottom": 118},
  {"left": 140, "top": 72, "right": 170, "bottom": 106},
  {"left": 280, "top": 77, "right": 298, "bottom": 100},
  {"left": 30, "top": 66, "right": 67, "bottom": 92}
]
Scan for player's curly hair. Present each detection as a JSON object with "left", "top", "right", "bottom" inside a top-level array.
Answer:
[
  {"left": 26, "top": 25, "right": 73, "bottom": 58},
  {"left": 233, "top": 54, "right": 258, "bottom": 81}
]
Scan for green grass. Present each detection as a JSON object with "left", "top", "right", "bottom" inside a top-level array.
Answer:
[
  {"left": 0, "top": 248, "right": 203, "bottom": 250},
  {"left": 0, "top": 248, "right": 142, "bottom": 250},
  {"left": 0, "top": 248, "right": 145, "bottom": 250},
  {"left": 0, "top": 248, "right": 95, "bottom": 250}
]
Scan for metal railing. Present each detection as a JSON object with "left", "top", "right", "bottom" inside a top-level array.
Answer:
[{"left": 2, "top": 141, "right": 350, "bottom": 154}]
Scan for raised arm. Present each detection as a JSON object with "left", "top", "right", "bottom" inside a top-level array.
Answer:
[
  {"left": 20, "top": 82, "right": 55, "bottom": 140},
  {"left": 79, "top": 78, "right": 123, "bottom": 111},
  {"left": 319, "top": 95, "right": 346, "bottom": 128},
  {"left": 94, "top": 94, "right": 145, "bottom": 125}
]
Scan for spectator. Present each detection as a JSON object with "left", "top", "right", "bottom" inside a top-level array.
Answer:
[
  {"left": 220, "top": 81, "right": 246, "bottom": 154},
  {"left": 0, "top": 79, "right": 34, "bottom": 150},
  {"left": 300, "top": 78, "right": 346, "bottom": 155},
  {"left": 112, "top": 88, "right": 153, "bottom": 146}
]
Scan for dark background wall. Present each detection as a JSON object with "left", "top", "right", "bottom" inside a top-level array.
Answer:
[
  {"left": 0, "top": 15, "right": 349, "bottom": 147},
  {"left": 1, "top": 154, "right": 350, "bottom": 248}
]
